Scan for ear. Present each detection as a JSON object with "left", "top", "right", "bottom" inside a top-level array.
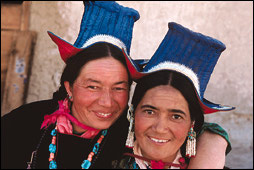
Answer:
[
  {"left": 64, "top": 81, "right": 73, "bottom": 101},
  {"left": 192, "top": 120, "right": 195, "bottom": 126},
  {"left": 189, "top": 120, "right": 195, "bottom": 130},
  {"left": 191, "top": 120, "right": 195, "bottom": 127}
]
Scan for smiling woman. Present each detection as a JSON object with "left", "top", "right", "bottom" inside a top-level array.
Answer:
[
  {"left": 1, "top": 1, "right": 139, "bottom": 169},
  {"left": 63, "top": 47, "right": 130, "bottom": 131},
  {"left": 132, "top": 71, "right": 204, "bottom": 168},
  {"left": 113, "top": 22, "right": 235, "bottom": 169}
]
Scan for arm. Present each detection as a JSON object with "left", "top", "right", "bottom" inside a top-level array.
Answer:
[{"left": 187, "top": 130, "right": 228, "bottom": 169}]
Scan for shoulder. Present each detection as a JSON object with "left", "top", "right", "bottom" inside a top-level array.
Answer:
[
  {"left": 1, "top": 99, "right": 58, "bottom": 169},
  {"left": 2, "top": 99, "right": 58, "bottom": 121},
  {"left": 1, "top": 99, "right": 58, "bottom": 131}
]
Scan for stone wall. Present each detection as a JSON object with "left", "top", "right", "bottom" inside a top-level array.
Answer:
[{"left": 28, "top": 1, "right": 253, "bottom": 168}]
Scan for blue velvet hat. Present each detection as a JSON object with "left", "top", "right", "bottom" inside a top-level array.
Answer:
[
  {"left": 48, "top": 1, "right": 140, "bottom": 63},
  {"left": 124, "top": 22, "right": 235, "bottom": 114}
]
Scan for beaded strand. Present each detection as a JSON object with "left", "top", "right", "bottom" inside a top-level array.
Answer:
[
  {"left": 49, "top": 126, "right": 58, "bottom": 169},
  {"left": 81, "top": 130, "right": 107, "bottom": 169},
  {"left": 48, "top": 126, "right": 108, "bottom": 169}
]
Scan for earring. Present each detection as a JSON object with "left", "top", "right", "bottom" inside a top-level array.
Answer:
[
  {"left": 63, "top": 94, "right": 72, "bottom": 109},
  {"left": 186, "top": 121, "right": 196, "bottom": 158},
  {"left": 125, "top": 104, "right": 134, "bottom": 148}
]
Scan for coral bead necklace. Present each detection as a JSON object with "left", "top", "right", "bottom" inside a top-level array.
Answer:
[{"left": 48, "top": 125, "right": 108, "bottom": 169}]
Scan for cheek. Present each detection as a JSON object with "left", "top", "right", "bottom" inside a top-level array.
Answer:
[
  {"left": 134, "top": 115, "right": 150, "bottom": 139},
  {"left": 72, "top": 88, "right": 97, "bottom": 106},
  {"left": 113, "top": 91, "right": 129, "bottom": 107},
  {"left": 172, "top": 124, "right": 190, "bottom": 142}
]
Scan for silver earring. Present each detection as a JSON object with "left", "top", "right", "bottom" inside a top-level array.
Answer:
[
  {"left": 186, "top": 121, "right": 196, "bottom": 158},
  {"left": 125, "top": 104, "right": 134, "bottom": 148},
  {"left": 68, "top": 95, "right": 72, "bottom": 100}
]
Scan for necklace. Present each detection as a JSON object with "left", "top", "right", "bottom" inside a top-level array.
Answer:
[
  {"left": 124, "top": 153, "right": 187, "bottom": 169},
  {"left": 48, "top": 125, "right": 108, "bottom": 169}
]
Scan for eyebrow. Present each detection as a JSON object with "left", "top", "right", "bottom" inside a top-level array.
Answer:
[
  {"left": 170, "top": 109, "right": 186, "bottom": 115},
  {"left": 86, "top": 79, "right": 100, "bottom": 84},
  {"left": 141, "top": 105, "right": 158, "bottom": 110},
  {"left": 115, "top": 81, "right": 129, "bottom": 86},
  {"left": 140, "top": 105, "right": 186, "bottom": 115}
]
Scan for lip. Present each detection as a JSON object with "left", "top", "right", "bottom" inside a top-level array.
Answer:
[
  {"left": 148, "top": 136, "right": 171, "bottom": 145},
  {"left": 94, "top": 111, "right": 113, "bottom": 119}
]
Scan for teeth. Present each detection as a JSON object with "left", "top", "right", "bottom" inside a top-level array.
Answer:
[
  {"left": 98, "top": 113, "right": 111, "bottom": 117},
  {"left": 150, "top": 137, "right": 169, "bottom": 143}
]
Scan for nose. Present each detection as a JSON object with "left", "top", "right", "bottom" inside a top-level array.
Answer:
[
  {"left": 152, "top": 116, "right": 169, "bottom": 134},
  {"left": 98, "top": 89, "right": 113, "bottom": 108}
]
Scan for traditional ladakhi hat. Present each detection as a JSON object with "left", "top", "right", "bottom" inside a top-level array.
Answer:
[
  {"left": 124, "top": 22, "right": 235, "bottom": 114},
  {"left": 48, "top": 1, "right": 140, "bottom": 63}
]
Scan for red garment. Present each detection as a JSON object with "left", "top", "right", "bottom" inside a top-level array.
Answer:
[{"left": 41, "top": 99, "right": 100, "bottom": 139}]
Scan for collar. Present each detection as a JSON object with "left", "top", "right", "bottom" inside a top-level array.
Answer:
[{"left": 127, "top": 141, "right": 187, "bottom": 169}]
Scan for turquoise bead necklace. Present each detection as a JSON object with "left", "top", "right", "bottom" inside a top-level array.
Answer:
[{"left": 48, "top": 125, "right": 108, "bottom": 169}]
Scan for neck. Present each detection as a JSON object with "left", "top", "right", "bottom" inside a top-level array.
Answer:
[
  {"left": 124, "top": 152, "right": 186, "bottom": 169},
  {"left": 142, "top": 151, "right": 178, "bottom": 164},
  {"left": 72, "top": 122, "right": 87, "bottom": 134},
  {"left": 137, "top": 142, "right": 178, "bottom": 163},
  {"left": 133, "top": 141, "right": 182, "bottom": 169}
]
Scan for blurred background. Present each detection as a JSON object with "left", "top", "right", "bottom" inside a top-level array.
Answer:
[{"left": 1, "top": 1, "right": 253, "bottom": 168}]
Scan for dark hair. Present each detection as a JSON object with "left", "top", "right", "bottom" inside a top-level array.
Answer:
[
  {"left": 53, "top": 42, "right": 132, "bottom": 101},
  {"left": 131, "top": 70, "right": 204, "bottom": 160}
]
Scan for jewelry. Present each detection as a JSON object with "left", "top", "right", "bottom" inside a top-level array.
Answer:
[
  {"left": 48, "top": 125, "right": 108, "bottom": 169},
  {"left": 124, "top": 153, "right": 187, "bottom": 169},
  {"left": 68, "top": 95, "right": 72, "bottom": 100},
  {"left": 125, "top": 104, "right": 134, "bottom": 148},
  {"left": 186, "top": 121, "right": 196, "bottom": 158}
]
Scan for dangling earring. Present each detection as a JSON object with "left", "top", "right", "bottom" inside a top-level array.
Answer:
[
  {"left": 64, "top": 94, "right": 72, "bottom": 109},
  {"left": 68, "top": 94, "right": 72, "bottom": 100},
  {"left": 186, "top": 121, "right": 196, "bottom": 158},
  {"left": 125, "top": 104, "right": 134, "bottom": 148}
]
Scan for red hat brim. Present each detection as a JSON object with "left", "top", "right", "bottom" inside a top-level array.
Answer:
[{"left": 48, "top": 31, "right": 83, "bottom": 63}]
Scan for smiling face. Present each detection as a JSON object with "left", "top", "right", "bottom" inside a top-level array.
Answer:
[
  {"left": 134, "top": 85, "right": 192, "bottom": 162},
  {"left": 64, "top": 56, "right": 129, "bottom": 131}
]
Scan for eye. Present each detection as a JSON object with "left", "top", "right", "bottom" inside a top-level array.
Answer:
[
  {"left": 172, "top": 114, "right": 183, "bottom": 120},
  {"left": 144, "top": 110, "right": 154, "bottom": 115},
  {"left": 87, "top": 86, "right": 98, "bottom": 90},
  {"left": 113, "top": 87, "right": 127, "bottom": 91}
]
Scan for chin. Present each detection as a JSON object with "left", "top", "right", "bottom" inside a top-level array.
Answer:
[{"left": 93, "top": 122, "right": 112, "bottom": 130}]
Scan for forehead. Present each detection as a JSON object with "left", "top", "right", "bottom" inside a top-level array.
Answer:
[
  {"left": 78, "top": 56, "right": 128, "bottom": 82},
  {"left": 140, "top": 85, "right": 189, "bottom": 109}
]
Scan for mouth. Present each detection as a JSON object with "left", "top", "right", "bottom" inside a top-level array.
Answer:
[
  {"left": 94, "top": 111, "right": 113, "bottom": 119},
  {"left": 148, "top": 136, "right": 170, "bottom": 144}
]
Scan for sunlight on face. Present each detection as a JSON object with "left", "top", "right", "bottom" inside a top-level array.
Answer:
[
  {"left": 65, "top": 57, "right": 129, "bottom": 131},
  {"left": 135, "top": 85, "right": 192, "bottom": 162}
]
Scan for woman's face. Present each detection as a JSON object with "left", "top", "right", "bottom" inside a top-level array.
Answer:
[
  {"left": 134, "top": 85, "right": 192, "bottom": 162},
  {"left": 65, "top": 56, "right": 129, "bottom": 130}
]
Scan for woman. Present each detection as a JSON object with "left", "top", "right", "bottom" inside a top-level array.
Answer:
[
  {"left": 114, "top": 22, "right": 235, "bottom": 169},
  {"left": 1, "top": 2, "right": 232, "bottom": 169},
  {"left": 1, "top": 1, "right": 138, "bottom": 169}
]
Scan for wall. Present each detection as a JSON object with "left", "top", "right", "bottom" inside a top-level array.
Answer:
[{"left": 27, "top": 1, "right": 253, "bottom": 168}]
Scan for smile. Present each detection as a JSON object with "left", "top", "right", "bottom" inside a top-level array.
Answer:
[
  {"left": 95, "top": 112, "right": 113, "bottom": 118},
  {"left": 149, "top": 137, "right": 170, "bottom": 144}
]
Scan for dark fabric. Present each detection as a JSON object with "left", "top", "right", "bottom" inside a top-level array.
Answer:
[
  {"left": 1, "top": 99, "right": 129, "bottom": 169},
  {"left": 112, "top": 155, "right": 139, "bottom": 169}
]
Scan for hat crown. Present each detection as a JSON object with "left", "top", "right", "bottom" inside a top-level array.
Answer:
[
  {"left": 74, "top": 1, "right": 140, "bottom": 55},
  {"left": 143, "top": 22, "right": 226, "bottom": 99}
]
